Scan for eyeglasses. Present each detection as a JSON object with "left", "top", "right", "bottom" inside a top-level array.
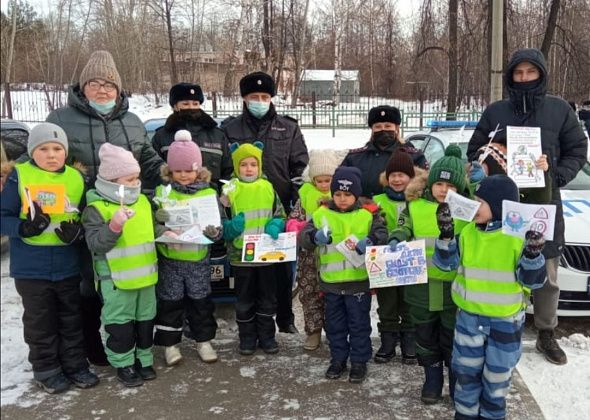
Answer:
[{"left": 86, "top": 80, "right": 117, "bottom": 92}]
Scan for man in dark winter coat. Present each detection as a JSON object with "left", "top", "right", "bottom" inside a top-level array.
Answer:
[
  {"left": 578, "top": 100, "right": 590, "bottom": 138},
  {"left": 342, "top": 105, "right": 429, "bottom": 198},
  {"left": 151, "top": 82, "right": 233, "bottom": 190},
  {"left": 223, "top": 71, "right": 309, "bottom": 334},
  {"left": 467, "top": 48, "right": 588, "bottom": 365}
]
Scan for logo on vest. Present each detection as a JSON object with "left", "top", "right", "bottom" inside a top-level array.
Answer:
[{"left": 440, "top": 170, "right": 451, "bottom": 180}]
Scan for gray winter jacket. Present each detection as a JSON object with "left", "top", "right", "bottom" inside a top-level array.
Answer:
[
  {"left": 467, "top": 48, "right": 588, "bottom": 258},
  {"left": 46, "top": 85, "right": 164, "bottom": 190}
]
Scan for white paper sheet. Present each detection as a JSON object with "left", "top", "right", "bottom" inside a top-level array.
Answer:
[
  {"left": 507, "top": 126, "right": 545, "bottom": 188},
  {"left": 445, "top": 189, "right": 481, "bottom": 222},
  {"left": 335, "top": 234, "right": 366, "bottom": 268},
  {"left": 365, "top": 240, "right": 428, "bottom": 288},
  {"left": 502, "top": 200, "right": 556, "bottom": 241},
  {"left": 240, "top": 232, "right": 297, "bottom": 263}
]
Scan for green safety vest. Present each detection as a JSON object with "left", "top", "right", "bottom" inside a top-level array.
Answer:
[
  {"left": 453, "top": 223, "right": 527, "bottom": 317},
  {"left": 312, "top": 206, "right": 372, "bottom": 284},
  {"left": 409, "top": 198, "right": 467, "bottom": 282},
  {"left": 16, "top": 161, "right": 84, "bottom": 246},
  {"left": 373, "top": 193, "right": 405, "bottom": 232},
  {"left": 224, "top": 178, "right": 275, "bottom": 249},
  {"left": 299, "top": 182, "right": 331, "bottom": 220},
  {"left": 90, "top": 194, "right": 158, "bottom": 290},
  {"left": 154, "top": 185, "right": 217, "bottom": 262}
]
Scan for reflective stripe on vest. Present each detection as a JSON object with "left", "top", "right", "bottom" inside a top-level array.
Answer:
[
  {"left": 16, "top": 161, "right": 84, "bottom": 246},
  {"left": 452, "top": 223, "right": 526, "bottom": 317},
  {"left": 154, "top": 185, "right": 216, "bottom": 262},
  {"left": 299, "top": 183, "right": 330, "bottom": 220},
  {"left": 90, "top": 194, "right": 158, "bottom": 290},
  {"left": 224, "top": 178, "right": 275, "bottom": 249},
  {"left": 373, "top": 193, "right": 405, "bottom": 232},
  {"left": 312, "top": 206, "right": 372, "bottom": 283},
  {"left": 409, "top": 199, "right": 467, "bottom": 282}
]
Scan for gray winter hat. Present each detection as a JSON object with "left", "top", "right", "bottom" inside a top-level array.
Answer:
[{"left": 28, "top": 122, "right": 69, "bottom": 156}]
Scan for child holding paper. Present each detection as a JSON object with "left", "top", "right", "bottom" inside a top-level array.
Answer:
[
  {"left": 300, "top": 166, "right": 388, "bottom": 384},
  {"left": 433, "top": 175, "right": 546, "bottom": 420},
  {"left": 372, "top": 150, "right": 420, "bottom": 364},
  {"left": 387, "top": 145, "right": 469, "bottom": 404},
  {"left": 82, "top": 143, "right": 157, "bottom": 387},
  {"left": 221, "top": 142, "right": 286, "bottom": 355},
  {"left": 0, "top": 123, "right": 99, "bottom": 394},
  {"left": 286, "top": 149, "right": 342, "bottom": 351},
  {"left": 152, "top": 130, "right": 225, "bottom": 365}
]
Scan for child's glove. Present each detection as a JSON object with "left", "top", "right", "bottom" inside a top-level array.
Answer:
[
  {"left": 109, "top": 208, "right": 135, "bottom": 233},
  {"left": 388, "top": 239, "right": 400, "bottom": 252},
  {"left": 313, "top": 228, "right": 332, "bottom": 246},
  {"left": 264, "top": 218, "right": 285, "bottom": 240},
  {"left": 223, "top": 212, "right": 245, "bottom": 240},
  {"left": 523, "top": 230, "right": 545, "bottom": 259},
  {"left": 285, "top": 219, "right": 307, "bottom": 233},
  {"left": 436, "top": 203, "right": 454, "bottom": 240},
  {"left": 55, "top": 220, "right": 84, "bottom": 244},
  {"left": 355, "top": 237, "right": 372, "bottom": 255},
  {"left": 469, "top": 161, "right": 486, "bottom": 183},
  {"left": 203, "top": 225, "right": 221, "bottom": 241},
  {"left": 155, "top": 208, "right": 171, "bottom": 223},
  {"left": 19, "top": 202, "right": 50, "bottom": 238}
]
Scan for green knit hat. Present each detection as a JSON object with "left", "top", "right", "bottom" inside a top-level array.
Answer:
[
  {"left": 427, "top": 144, "right": 466, "bottom": 192},
  {"left": 230, "top": 141, "right": 264, "bottom": 177}
]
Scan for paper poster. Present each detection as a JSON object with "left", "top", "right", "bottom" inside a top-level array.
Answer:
[
  {"left": 163, "top": 195, "right": 221, "bottom": 229},
  {"left": 502, "top": 200, "right": 556, "bottom": 241},
  {"left": 507, "top": 126, "right": 545, "bottom": 188},
  {"left": 22, "top": 184, "right": 67, "bottom": 214},
  {"left": 155, "top": 226, "right": 213, "bottom": 245},
  {"left": 365, "top": 240, "right": 428, "bottom": 288},
  {"left": 165, "top": 206, "right": 194, "bottom": 228},
  {"left": 240, "top": 232, "right": 297, "bottom": 263},
  {"left": 335, "top": 234, "right": 366, "bottom": 268},
  {"left": 445, "top": 189, "right": 481, "bottom": 222},
  {"left": 191, "top": 194, "right": 221, "bottom": 228}
]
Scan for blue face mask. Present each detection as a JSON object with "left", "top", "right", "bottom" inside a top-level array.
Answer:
[
  {"left": 89, "top": 100, "right": 116, "bottom": 115},
  {"left": 247, "top": 101, "right": 270, "bottom": 119}
]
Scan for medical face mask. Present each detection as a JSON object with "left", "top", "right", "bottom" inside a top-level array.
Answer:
[
  {"left": 89, "top": 100, "right": 116, "bottom": 115},
  {"left": 247, "top": 101, "right": 270, "bottom": 119}
]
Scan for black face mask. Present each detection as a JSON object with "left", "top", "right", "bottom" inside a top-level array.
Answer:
[
  {"left": 372, "top": 130, "right": 398, "bottom": 148},
  {"left": 511, "top": 79, "right": 543, "bottom": 92},
  {"left": 176, "top": 108, "right": 202, "bottom": 121}
]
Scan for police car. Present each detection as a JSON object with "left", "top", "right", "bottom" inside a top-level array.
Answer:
[{"left": 404, "top": 120, "right": 477, "bottom": 163}]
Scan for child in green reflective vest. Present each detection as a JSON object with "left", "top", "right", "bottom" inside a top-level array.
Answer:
[
  {"left": 387, "top": 144, "right": 469, "bottom": 404},
  {"left": 152, "top": 130, "right": 225, "bottom": 366},
  {"left": 221, "top": 141, "right": 286, "bottom": 355},
  {"left": 82, "top": 143, "right": 158, "bottom": 387},
  {"left": 1, "top": 123, "right": 99, "bottom": 394},
  {"left": 286, "top": 149, "right": 342, "bottom": 351},
  {"left": 433, "top": 175, "right": 547, "bottom": 419}
]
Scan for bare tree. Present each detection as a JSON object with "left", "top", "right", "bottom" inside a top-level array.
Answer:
[{"left": 540, "top": 0, "right": 561, "bottom": 59}]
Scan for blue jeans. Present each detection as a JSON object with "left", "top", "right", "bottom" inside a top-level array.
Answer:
[
  {"left": 452, "top": 309, "right": 525, "bottom": 419},
  {"left": 324, "top": 292, "right": 372, "bottom": 364}
]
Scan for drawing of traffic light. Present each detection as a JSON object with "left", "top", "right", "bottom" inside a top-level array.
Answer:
[{"left": 245, "top": 242, "right": 256, "bottom": 262}]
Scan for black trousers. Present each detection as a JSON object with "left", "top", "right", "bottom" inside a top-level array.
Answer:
[
  {"left": 275, "top": 262, "right": 295, "bottom": 329},
  {"left": 79, "top": 246, "right": 106, "bottom": 362},
  {"left": 154, "top": 296, "right": 217, "bottom": 346},
  {"left": 15, "top": 277, "right": 88, "bottom": 380}
]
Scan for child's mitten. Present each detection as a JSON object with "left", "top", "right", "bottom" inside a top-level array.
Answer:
[{"left": 436, "top": 202, "right": 454, "bottom": 240}]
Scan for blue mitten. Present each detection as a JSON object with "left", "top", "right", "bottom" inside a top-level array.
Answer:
[
  {"left": 314, "top": 228, "right": 332, "bottom": 246},
  {"left": 264, "top": 218, "right": 285, "bottom": 240},
  {"left": 355, "top": 237, "right": 372, "bottom": 255},
  {"left": 388, "top": 239, "right": 400, "bottom": 252},
  {"left": 223, "top": 212, "right": 245, "bottom": 240},
  {"left": 469, "top": 161, "right": 486, "bottom": 183}
]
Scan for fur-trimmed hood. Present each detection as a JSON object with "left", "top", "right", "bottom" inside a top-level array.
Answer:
[
  {"left": 404, "top": 167, "right": 429, "bottom": 201},
  {"left": 160, "top": 163, "right": 212, "bottom": 184}
]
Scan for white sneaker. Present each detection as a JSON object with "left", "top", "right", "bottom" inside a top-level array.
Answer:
[
  {"left": 165, "top": 345, "right": 183, "bottom": 366},
  {"left": 196, "top": 341, "right": 218, "bottom": 363}
]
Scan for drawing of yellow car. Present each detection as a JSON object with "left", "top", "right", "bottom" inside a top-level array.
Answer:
[{"left": 259, "top": 251, "right": 287, "bottom": 262}]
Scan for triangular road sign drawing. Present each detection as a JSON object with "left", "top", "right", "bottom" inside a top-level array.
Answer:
[
  {"left": 533, "top": 208, "right": 549, "bottom": 219},
  {"left": 369, "top": 262, "right": 382, "bottom": 273}
]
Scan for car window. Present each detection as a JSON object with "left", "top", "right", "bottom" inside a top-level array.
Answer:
[
  {"left": 564, "top": 163, "right": 590, "bottom": 190},
  {"left": 422, "top": 136, "right": 445, "bottom": 164}
]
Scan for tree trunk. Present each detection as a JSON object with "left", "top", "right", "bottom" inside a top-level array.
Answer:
[
  {"left": 446, "top": 0, "right": 458, "bottom": 119},
  {"left": 540, "top": 0, "right": 561, "bottom": 59},
  {"left": 166, "top": 0, "right": 178, "bottom": 85},
  {"left": 290, "top": 0, "right": 309, "bottom": 107}
]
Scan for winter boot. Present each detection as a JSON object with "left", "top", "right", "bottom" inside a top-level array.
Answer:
[
  {"left": 278, "top": 323, "right": 299, "bottom": 334},
  {"left": 117, "top": 366, "right": 143, "bottom": 387},
  {"left": 304, "top": 331, "right": 322, "bottom": 351},
  {"left": 165, "top": 345, "right": 183, "bottom": 366},
  {"left": 259, "top": 337, "right": 279, "bottom": 354},
  {"left": 134, "top": 361, "right": 157, "bottom": 381},
  {"left": 196, "top": 341, "right": 218, "bottom": 363},
  {"left": 348, "top": 362, "right": 368, "bottom": 384},
  {"left": 448, "top": 365, "right": 457, "bottom": 401},
  {"left": 536, "top": 330, "right": 568, "bottom": 365},
  {"left": 374, "top": 331, "right": 399, "bottom": 363},
  {"left": 421, "top": 362, "right": 444, "bottom": 404},
  {"left": 35, "top": 372, "right": 71, "bottom": 394},
  {"left": 66, "top": 367, "right": 100, "bottom": 389},
  {"left": 325, "top": 360, "right": 347, "bottom": 379},
  {"left": 400, "top": 331, "right": 417, "bottom": 365}
]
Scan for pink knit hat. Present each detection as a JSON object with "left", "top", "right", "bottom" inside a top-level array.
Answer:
[
  {"left": 98, "top": 143, "right": 140, "bottom": 180},
  {"left": 167, "top": 130, "right": 202, "bottom": 171}
]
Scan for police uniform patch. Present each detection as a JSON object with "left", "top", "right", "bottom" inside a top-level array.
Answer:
[{"left": 257, "top": 80, "right": 262, "bottom": 85}]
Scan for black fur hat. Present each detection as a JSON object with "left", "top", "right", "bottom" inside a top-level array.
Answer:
[
  {"left": 368, "top": 105, "right": 401, "bottom": 127},
  {"left": 169, "top": 83, "right": 205, "bottom": 106},
  {"left": 239, "top": 71, "right": 276, "bottom": 97}
]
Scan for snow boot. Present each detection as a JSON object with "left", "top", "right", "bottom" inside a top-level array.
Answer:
[
  {"left": 259, "top": 337, "right": 279, "bottom": 354},
  {"left": 348, "top": 362, "right": 368, "bottom": 384},
  {"left": 325, "top": 360, "right": 347, "bottom": 379},
  {"left": 421, "top": 362, "right": 444, "bottom": 404},
  {"left": 35, "top": 372, "right": 71, "bottom": 394},
  {"left": 536, "top": 330, "right": 567, "bottom": 365},
  {"left": 117, "top": 366, "right": 143, "bottom": 387},
  {"left": 278, "top": 323, "right": 299, "bottom": 334},
  {"left": 134, "top": 361, "right": 157, "bottom": 381},
  {"left": 196, "top": 341, "right": 218, "bottom": 363},
  {"left": 448, "top": 365, "right": 457, "bottom": 401},
  {"left": 303, "top": 331, "right": 322, "bottom": 351},
  {"left": 400, "top": 331, "right": 417, "bottom": 365},
  {"left": 66, "top": 367, "right": 100, "bottom": 389},
  {"left": 165, "top": 345, "right": 183, "bottom": 366},
  {"left": 374, "top": 331, "right": 399, "bottom": 363}
]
